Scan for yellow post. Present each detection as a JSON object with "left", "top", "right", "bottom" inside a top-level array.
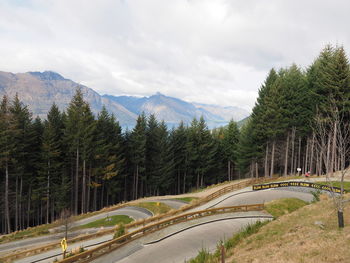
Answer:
[{"left": 61, "top": 238, "right": 68, "bottom": 258}]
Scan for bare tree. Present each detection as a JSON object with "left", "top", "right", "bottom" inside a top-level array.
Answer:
[
  {"left": 314, "top": 103, "right": 350, "bottom": 228},
  {"left": 60, "top": 208, "right": 72, "bottom": 258}
]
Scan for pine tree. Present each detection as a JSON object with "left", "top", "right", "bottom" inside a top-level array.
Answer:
[
  {"left": 10, "top": 94, "right": 33, "bottom": 231},
  {"left": 64, "top": 88, "right": 87, "bottom": 214},
  {"left": 130, "top": 114, "right": 147, "bottom": 199},
  {"left": 0, "top": 96, "right": 15, "bottom": 233},
  {"left": 222, "top": 120, "right": 240, "bottom": 180},
  {"left": 40, "top": 104, "right": 65, "bottom": 222}
]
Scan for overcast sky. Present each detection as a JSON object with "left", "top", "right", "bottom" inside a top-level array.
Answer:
[{"left": 1, "top": 0, "right": 350, "bottom": 111}]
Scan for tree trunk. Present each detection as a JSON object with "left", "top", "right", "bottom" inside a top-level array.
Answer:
[
  {"left": 255, "top": 162, "right": 259, "bottom": 178},
  {"left": 19, "top": 176, "right": 23, "bottom": 229},
  {"left": 124, "top": 174, "right": 127, "bottom": 201},
  {"left": 284, "top": 133, "right": 290, "bottom": 176},
  {"left": 250, "top": 161, "right": 254, "bottom": 178},
  {"left": 310, "top": 133, "right": 315, "bottom": 174},
  {"left": 228, "top": 161, "right": 231, "bottom": 181},
  {"left": 46, "top": 160, "right": 50, "bottom": 224},
  {"left": 297, "top": 136, "right": 301, "bottom": 171},
  {"left": 183, "top": 171, "right": 187, "bottom": 194},
  {"left": 51, "top": 197, "right": 54, "bottom": 223},
  {"left": 264, "top": 143, "right": 269, "bottom": 177},
  {"left": 290, "top": 127, "right": 296, "bottom": 174},
  {"left": 81, "top": 159, "right": 86, "bottom": 214},
  {"left": 135, "top": 165, "right": 139, "bottom": 200},
  {"left": 75, "top": 147, "right": 79, "bottom": 215},
  {"left": 93, "top": 177, "right": 97, "bottom": 211},
  {"left": 100, "top": 182, "right": 105, "bottom": 208},
  {"left": 15, "top": 175, "right": 18, "bottom": 231},
  {"left": 27, "top": 185, "right": 31, "bottom": 228},
  {"left": 331, "top": 122, "right": 337, "bottom": 176},
  {"left": 5, "top": 160, "right": 11, "bottom": 233},
  {"left": 326, "top": 135, "right": 331, "bottom": 174},
  {"left": 304, "top": 138, "right": 309, "bottom": 174},
  {"left": 87, "top": 164, "right": 91, "bottom": 212},
  {"left": 270, "top": 140, "right": 276, "bottom": 177},
  {"left": 196, "top": 172, "right": 200, "bottom": 189}
]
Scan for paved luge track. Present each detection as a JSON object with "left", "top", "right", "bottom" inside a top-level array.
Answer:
[
  {"left": 102, "top": 217, "right": 270, "bottom": 263},
  {"left": 0, "top": 206, "right": 152, "bottom": 255},
  {"left": 94, "top": 188, "right": 313, "bottom": 263}
]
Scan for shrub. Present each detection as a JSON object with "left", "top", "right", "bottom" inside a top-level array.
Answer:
[
  {"left": 311, "top": 190, "right": 321, "bottom": 203},
  {"left": 113, "top": 223, "right": 126, "bottom": 240}
]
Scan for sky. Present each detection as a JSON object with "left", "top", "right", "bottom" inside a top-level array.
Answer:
[{"left": 1, "top": 0, "right": 350, "bottom": 111}]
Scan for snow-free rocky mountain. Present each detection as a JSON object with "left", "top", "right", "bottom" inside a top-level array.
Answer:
[{"left": 0, "top": 71, "right": 249, "bottom": 128}]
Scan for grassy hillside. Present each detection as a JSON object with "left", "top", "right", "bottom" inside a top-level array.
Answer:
[
  {"left": 228, "top": 194, "right": 350, "bottom": 263},
  {"left": 189, "top": 194, "right": 350, "bottom": 263}
]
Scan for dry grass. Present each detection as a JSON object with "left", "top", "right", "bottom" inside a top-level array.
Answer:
[
  {"left": 134, "top": 202, "right": 172, "bottom": 215},
  {"left": 228, "top": 194, "right": 350, "bottom": 263}
]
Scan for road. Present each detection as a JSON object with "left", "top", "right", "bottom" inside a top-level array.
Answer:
[
  {"left": 60, "top": 206, "right": 153, "bottom": 229},
  {"left": 1, "top": 206, "right": 152, "bottom": 257},
  {"left": 93, "top": 188, "right": 313, "bottom": 263},
  {"left": 7, "top": 179, "right": 317, "bottom": 262},
  {"left": 101, "top": 216, "right": 271, "bottom": 263}
]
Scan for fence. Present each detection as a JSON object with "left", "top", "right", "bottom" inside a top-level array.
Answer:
[
  {"left": 59, "top": 203, "right": 265, "bottom": 263},
  {"left": 0, "top": 176, "right": 273, "bottom": 262}
]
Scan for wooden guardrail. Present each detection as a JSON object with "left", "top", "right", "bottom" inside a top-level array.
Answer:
[
  {"left": 0, "top": 176, "right": 274, "bottom": 262},
  {"left": 59, "top": 203, "right": 265, "bottom": 263}
]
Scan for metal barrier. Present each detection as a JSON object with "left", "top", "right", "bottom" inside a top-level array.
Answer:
[{"left": 59, "top": 203, "right": 264, "bottom": 263}]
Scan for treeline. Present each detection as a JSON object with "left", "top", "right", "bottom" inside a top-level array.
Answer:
[
  {"left": 238, "top": 44, "right": 350, "bottom": 178},
  {"left": 0, "top": 91, "right": 240, "bottom": 234},
  {"left": 1, "top": 44, "right": 348, "bottom": 234}
]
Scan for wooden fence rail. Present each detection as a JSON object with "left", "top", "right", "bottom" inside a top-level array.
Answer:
[
  {"left": 59, "top": 203, "right": 265, "bottom": 263},
  {"left": 0, "top": 176, "right": 274, "bottom": 262}
]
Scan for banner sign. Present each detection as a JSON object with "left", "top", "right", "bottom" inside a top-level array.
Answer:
[{"left": 252, "top": 181, "right": 344, "bottom": 194}]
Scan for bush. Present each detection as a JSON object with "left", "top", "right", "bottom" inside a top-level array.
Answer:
[
  {"left": 113, "top": 223, "right": 126, "bottom": 240},
  {"left": 311, "top": 190, "right": 321, "bottom": 203}
]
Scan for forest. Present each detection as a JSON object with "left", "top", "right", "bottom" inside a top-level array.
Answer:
[{"left": 0, "top": 44, "right": 349, "bottom": 234}]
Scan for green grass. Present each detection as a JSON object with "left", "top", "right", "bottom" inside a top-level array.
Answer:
[
  {"left": 174, "top": 197, "right": 199, "bottom": 203},
  {"left": 264, "top": 198, "right": 308, "bottom": 218},
  {"left": 0, "top": 224, "right": 51, "bottom": 244},
  {"left": 76, "top": 215, "right": 133, "bottom": 229},
  {"left": 135, "top": 202, "right": 172, "bottom": 215}
]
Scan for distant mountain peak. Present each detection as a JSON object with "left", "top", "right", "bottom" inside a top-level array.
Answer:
[
  {"left": 154, "top": 91, "right": 165, "bottom": 97},
  {"left": 0, "top": 70, "right": 250, "bottom": 129},
  {"left": 28, "top": 71, "right": 65, "bottom": 81}
]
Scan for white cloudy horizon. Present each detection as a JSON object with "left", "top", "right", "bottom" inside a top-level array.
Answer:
[{"left": 1, "top": 0, "right": 350, "bottom": 112}]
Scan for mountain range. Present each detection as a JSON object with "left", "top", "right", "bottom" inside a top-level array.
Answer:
[{"left": 0, "top": 71, "right": 250, "bottom": 128}]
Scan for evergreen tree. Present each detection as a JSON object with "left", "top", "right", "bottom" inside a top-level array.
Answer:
[
  {"left": 222, "top": 120, "right": 240, "bottom": 180},
  {"left": 0, "top": 96, "right": 15, "bottom": 233},
  {"left": 10, "top": 94, "right": 33, "bottom": 231},
  {"left": 130, "top": 113, "right": 147, "bottom": 199},
  {"left": 64, "top": 88, "right": 88, "bottom": 214}
]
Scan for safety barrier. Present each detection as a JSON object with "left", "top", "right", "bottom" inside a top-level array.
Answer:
[
  {"left": 253, "top": 181, "right": 344, "bottom": 193},
  {"left": 59, "top": 203, "right": 264, "bottom": 263}
]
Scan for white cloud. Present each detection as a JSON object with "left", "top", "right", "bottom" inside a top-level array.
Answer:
[{"left": 1, "top": 0, "right": 350, "bottom": 111}]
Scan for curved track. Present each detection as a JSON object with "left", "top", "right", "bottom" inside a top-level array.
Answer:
[
  {"left": 0, "top": 206, "right": 153, "bottom": 257},
  {"left": 93, "top": 189, "right": 313, "bottom": 263}
]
